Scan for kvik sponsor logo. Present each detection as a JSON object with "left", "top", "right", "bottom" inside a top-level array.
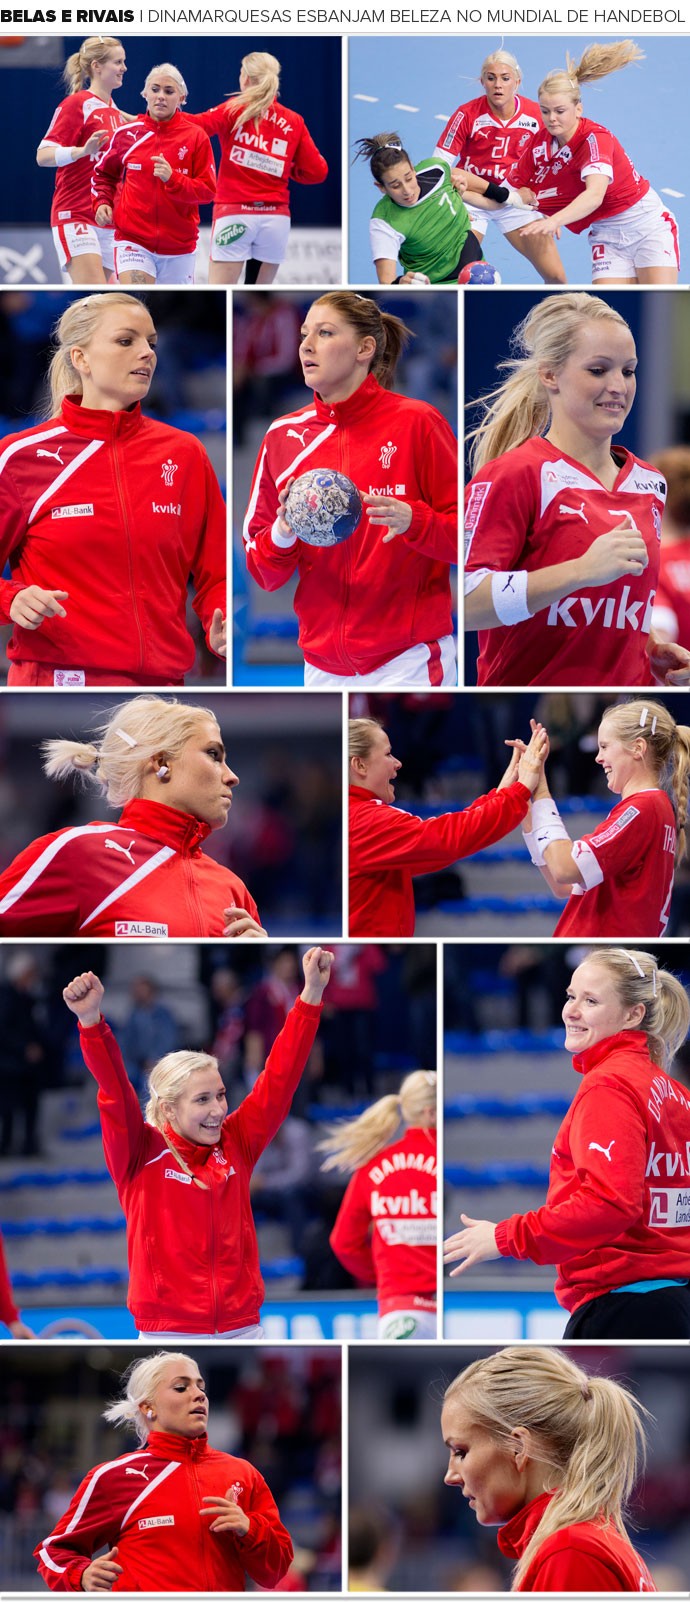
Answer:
[
  {"left": 371, "top": 1188, "right": 437, "bottom": 1216},
  {"left": 152, "top": 502, "right": 182, "bottom": 515},
  {"left": 546, "top": 587, "right": 655, "bottom": 632},
  {"left": 645, "top": 1140, "right": 690, "bottom": 1178},
  {"left": 367, "top": 483, "right": 406, "bottom": 497}
]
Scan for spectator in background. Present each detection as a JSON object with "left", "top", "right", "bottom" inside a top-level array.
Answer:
[
  {"left": 650, "top": 446, "right": 690, "bottom": 651},
  {"left": 210, "top": 967, "right": 247, "bottom": 1081},
  {"left": 233, "top": 295, "right": 303, "bottom": 443},
  {"left": 320, "top": 945, "right": 387, "bottom": 1097},
  {"left": 119, "top": 976, "right": 178, "bottom": 1093},
  {"left": 251, "top": 1114, "right": 316, "bottom": 1256},
  {"left": 0, "top": 952, "right": 61, "bottom": 1156},
  {"left": 348, "top": 1505, "right": 400, "bottom": 1592},
  {"left": 244, "top": 948, "right": 301, "bottom": 1082}
]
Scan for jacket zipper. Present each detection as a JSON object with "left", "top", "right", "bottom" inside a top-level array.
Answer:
[
  {"left": 112, "top": 434, "right": 146, "bottom": 673},
  {"left": 185, "top": 855, "right": 207, "bottom": 935},
  {"left": 191, "top": 1460, "right": 213, "bottom": 1588},
  {"left": 209, "top": 1186, "right": 221, "bottom": 1332}
]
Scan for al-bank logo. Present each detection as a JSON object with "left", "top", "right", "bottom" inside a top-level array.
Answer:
[{"left": 216, "top": 223, "right": 247, "bottom": 245}]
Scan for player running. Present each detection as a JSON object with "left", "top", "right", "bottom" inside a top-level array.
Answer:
[
  {"left": 0, "top": 293, "right": 226, "bottom": 686},
  {"left": 511, "top": 43, "right": 679, "bottom": 284},
  {"left": 445, "top": 948, "right": 690, "bottom": 1339},
  {"left": 348, "top": 716, "right": 548, "bottom": 936},
  {"left": 518, "top": 698, "right": 690, "bottom": 939},
  {"left": 60, "top": 950, "right": 332, "bottom": 1336},
  {"left": 320, "top": 1070, "right": 437, "bottom": 1339},
  {"left": 36, "top": 1350, "right": 293, "bottom": 1590},
  {"left": 464, "top": 293, "right": 690, "bottom": 687},
  {"left": 443, "top": 1347, "right": 658, "bottom": 1589},
  {"left": 355, "top": 132, "right": 483, "bottom": 283},
  {"left": 433, "top": 48, "right": 566, "bottom": 285},
  {"left": 0, "top": 695, "right": 266, "bottom": 939},
  {"left": 187, "top": 51, "right": 328, "bottom": 285},
  {"left": 92, "top": 63, "right": 215, "bottom": 284},
  {"left": 36, "top": 34, "right": 128, "bottom": 284},
  {"left": 243, "top": 291, "right": 458, "bottom": 688}
]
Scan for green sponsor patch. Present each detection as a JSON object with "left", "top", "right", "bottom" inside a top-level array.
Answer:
[{"left": 216, "top": 222, "right": 247, "bottom": 245}]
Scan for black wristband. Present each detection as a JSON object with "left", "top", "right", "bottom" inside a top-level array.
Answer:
[{"left": 483, "top": 180, "right": 511, "bottom": 204}]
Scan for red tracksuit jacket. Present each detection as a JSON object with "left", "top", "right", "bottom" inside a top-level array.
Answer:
[
  {"left": 78, "top": 996, "right": 322, "bottom": 1332},
  {"left": 36, "top": 1430, "right": 293, "bottom": 1592},
  {"left": 92, "top": 110, "right": 216, "bottom": 254},
  {"left": 188, "top": 98, "right": 327, "bottom": 217},
  {"left": 0, "top": 1231, "right": 19, "bottom": 1327},
  {"left": 349, "top": 781, "right": 531, "bottom": 936},
  {"left": 0, "top": 395, "right": 226, "bottom": 684},
  {"left": 0, "top": 798, "right": 258, "bottom": 939},
  {"left": 498, "top": 1491, "right": 656, "bottom": 1592},
  {"left": 243, "top": 373, "right": 457, "bottom": 676},
  {"left": 330, "top": 1127, "right": 437, "bottom": 1315},
  {"left": 495, "top": 1030, "right": 690, "bottom": 1312}
]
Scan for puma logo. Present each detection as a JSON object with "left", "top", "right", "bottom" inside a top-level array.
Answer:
[
  {"left": 37, "top": 447, "right": 64, "bottom": 465},
  {"left": 559, "top": 501, "right": 588, "bottom": 523},
  {"left": 588, "top": 1139, "right": 615, "bottom": 1162},
  {"left": 125, "top": 1466, "right": 150, "bottom": 1481},
  {"left": 287, "top": 428, "right": 308, "bottom": 448},
  {"left": 105, "top": 838, "right": 136, "bottom": 867}
]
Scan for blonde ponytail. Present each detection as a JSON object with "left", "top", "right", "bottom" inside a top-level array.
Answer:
[
  {"left": 444, "top": 1347, "right": 650, "bottom": 1592},
  {"left": 319, "top": 1070, "right": 436, "bottom": 1172},
  {"left": 231, "top": 51, "right": 280, "bottom": 130},
  {"left": 41, "top": 694, "right": 218, "bottom": 808},
  {"left": 468, "top": 294, "right": 631, "bottom": 472},
  {"left": 600, "top": 698, "right": 690, "bottom": 863},
  {"left": 63, "top": 35, "right": 122, "bottom": 95},
  {"left": 579, "top": 948, "right": 690, "bottom": 1071},
  {"left": 539, "top": 41, "right": 645, "bottom": 101}
]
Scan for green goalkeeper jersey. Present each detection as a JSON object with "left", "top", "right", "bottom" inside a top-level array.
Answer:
[{"left": 370, "top": 158, "right": 472, "bottom": 282}]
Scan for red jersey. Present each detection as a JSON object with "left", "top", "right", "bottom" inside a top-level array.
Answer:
[
  {"left": 349, "top": 780, "right": 530, "bottom": 937},
  {"left": 465, "top": 436, "right": 664, "bottom": 686},
  {"left": 330, "top": 1126, "right": 437, "bottom": 1316},
  {"left": 40, "top": 90, "right": 126, "bottom": 226},
  {"left": 498, "top": 1490, "right": 656, "bottom": 1592},
  {"left": 244, "top": 373, "right": 457, "bottom": 676},
  {"left": 656, "top": 536, "right": 690, "bottom": 646},
  {"left": 76, "top": 998, "right": 321, "bottom": 1333},
  {"left": 495, "top": 1029, "right": 690, "bottom": 1313},
  {"left": 0, "top": 395, "right": 226, "bottom": 682},
  {"left": 0, "top": 1230, "right": 19, "bottom": 1326},
  {"left": 509, "top": 116, "right": 650, "bottom": 232},
  {"left": 554, "top": 788, "right": 676, "bottom": 938},
  {"left": 188, "top": 98, "right": 327, "bottom": 217},
  {"left": 36, "top": 1429, "right": 292, "bottom": 1593},
  {"left": 434, "top": 93, "right": 541, "bottom": 183},
  {"left": 92, "top": 110, "right": 215, "bottom": 254},
  {"left": 0, "top": 798, "right": 259, "bottom": 940}
]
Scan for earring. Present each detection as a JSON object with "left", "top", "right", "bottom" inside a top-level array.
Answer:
[
  {"left": 156, "top": 764, "right": 169, "bottom": 779},
  {"left": 147, "top": 1409, "right": 154, "bottom": 1420}
]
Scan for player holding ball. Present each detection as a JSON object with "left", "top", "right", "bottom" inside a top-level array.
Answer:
[{"left": 242, "top": 291, "right": 458, "bottom": 688}]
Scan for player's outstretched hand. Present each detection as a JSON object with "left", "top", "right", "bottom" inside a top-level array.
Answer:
[
  {"left": 301, "top": 946, "right": 334, "bottom": 1003},
  {"left": 363, "top": 494, "right": 413, "bottom": 542},
  {"left": 200, "top": 1487, "right": 250, "bottom": 1537},
  {"left": 648, "top": 637, "right": 690, "bottom": 686},
  {"left": 223, "top": 906, "right": 268, "bottom": 939},
  {"left": 9, "top": 1319, "right": 36, "bottom": 1339},
  {"left": 9, "top": 586, "right": 68, "bottom": 630},
  {"left": 82, "top": 130, "right": 109, "bottom": 157},
  {"left": 444, "top": 1214, "right": 500, "bottom": 1278},
  {"left": 580, "top": 520, "right": 648, "bottom": 587},
  {"left": 516, "top": 723, "right": 549, "bottom": 794},
  {"left": 209, "top": 609, "right": 227, "bottom": 657},
  {"left": 81, "top": 1546, "right": 123, "bottom": 1591},
  {"left": 63, "top": 972, "right": 104, "bottom": 1026}
]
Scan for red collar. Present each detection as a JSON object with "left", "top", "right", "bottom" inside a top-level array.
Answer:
[
  {"left": 60, "top": 393, "right": 145, "bottom": 441},
  {"left": 313, "top": 371, "right": 384, "bottom": 426},
  {"left": 572, "top": 1029, "right": 651, "bottom": 1077},
  {"left": 162, "top": 1121, "right": 228, "bottom": 1178},
  {"left": 120, "top": 798, "right": 213, "bottom": 857},
  {"left": 349, "top": 784, "right": 384, "bottom": 805},
  {"left": 144, "top": 1430, "right": 209, "bottom": 1462},
  {"left": 497, "top": 1491, "right": 554, "bottom": 1560}
]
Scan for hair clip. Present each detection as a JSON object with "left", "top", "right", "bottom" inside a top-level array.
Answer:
[{"left": 115, "top": 727, "right": 137, "bottom": 748}]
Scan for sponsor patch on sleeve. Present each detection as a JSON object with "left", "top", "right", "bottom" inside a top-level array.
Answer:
[
  {"left": 464, "top": 482, "right": 491, "bottom": 558},
  {"left": 589, "top": 805, "right": 640, "bottom": 850}
]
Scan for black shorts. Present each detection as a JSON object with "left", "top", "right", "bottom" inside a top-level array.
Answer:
[
  {"left": 442, "top": 230, "right": 483, "bottom": 282},
  {"left": 563, "top": 1282, "right": 690, "bottom": 1339}
]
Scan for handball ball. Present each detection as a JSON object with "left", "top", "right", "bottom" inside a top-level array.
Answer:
[
  {"left": 458, "top": 262, "right": 502, "bottom": 285},
  {"left": 285, "top": 469, "right": 362, "bottom": 547}
]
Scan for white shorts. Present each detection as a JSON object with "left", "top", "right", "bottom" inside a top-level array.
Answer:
[
  {"left": 304, "top": 634, "right": 457, "bottom": 689},
  {"left": 465, "top": 199, "right": 543, "bottom": 239},
  {"left": 115, "top": 240, "right": 197, "bottom": 284},
  {"left": 52, "top": 220, "right": 115, "bottom": 272},
  {"left": 211, "top": 212, "right": 291, "bottom": 264},
  {"left": 378, "top": 1309, "right": 438, "bottom": 1340},
  {"left": 589, "top": 189, "right": 680, "bottom": 277},
  {"left": 137, "top": 1323, "right": 264, "bottom": 1340}
]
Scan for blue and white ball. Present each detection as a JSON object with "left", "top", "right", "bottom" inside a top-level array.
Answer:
[
  {"left": 458, "top": 261, "right": 502, "bottom": 285},
  {"left": 285, "top": 469, "right": 362, "bottom": 546}
]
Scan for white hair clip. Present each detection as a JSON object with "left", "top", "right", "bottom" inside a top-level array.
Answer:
[
  {"left": 651, "top": 716, "right": 658, "bottom": 735},
  {"left": 638, "top": 707, "right": 648, "bottom": 728},
  {"left": 115, "top": 727, "right": 137, "bottom": 748},
  {"left": 626, "top": 952, "right": 646, "bottom": 978}
]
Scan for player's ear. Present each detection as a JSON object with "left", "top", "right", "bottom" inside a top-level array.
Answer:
[
  {"left": 358, "top": 334, "right": 377, "bottom": 366},
  {"left": 538, "top": 362, "right": 559, "bottom": 394},
  {"left": 374, "top": 181, "right": 385, "bottom": 193},
  {"left": 70, "top": 344, "right": 90, "bottom": 377}
]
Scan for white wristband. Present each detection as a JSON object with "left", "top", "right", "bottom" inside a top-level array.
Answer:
[
  {"left": 521, "top": 827, "right": 542, "bottom": 867},
  {"left": 491, "top": 569, "right": 531, "bottom": 625},
  {"left": 271, "top": 514, "right": 297, "bottom": 549},
  {"left": 530, "top": 797, "right": 571, "bottom": 865},
  {"left": 53, "top": 145, "right": 77, "bottom": 167}
]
